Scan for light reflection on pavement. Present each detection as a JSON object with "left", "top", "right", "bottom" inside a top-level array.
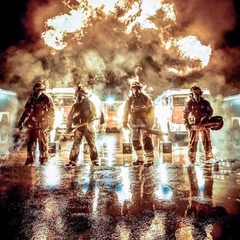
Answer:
[{"left": 0, "top": 133, "right": 240, "bottom": 239}]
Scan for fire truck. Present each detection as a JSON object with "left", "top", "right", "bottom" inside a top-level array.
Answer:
[
  {"left": 0, "top": 88, "right": 19, "bottom": 155},
  {"left": 45, "top": 88, "right": 76, "bottom": 140},
  {"left": 102, "top": 97, "right": 125, "bottom": 133},
  {"left": 153, "top": 88, "right": 212, "bottom": 143}
]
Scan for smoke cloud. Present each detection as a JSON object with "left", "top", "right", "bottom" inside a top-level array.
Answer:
[{"left": 0, "top": 0, "right": 240, "bottom": 101}]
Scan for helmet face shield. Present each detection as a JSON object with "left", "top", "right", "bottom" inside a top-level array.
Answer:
[
  {"left": 32, "top": 89, "right": 42, "bottom": 99},
  {"left": 32, "top": 82, "right": 45, "bottom": 99},
  {"left": 190, "top": 86, "right": 202, "bottom": 102},
  {"left": 131, "top": 87, "right": 141, "bottom": 97},
  {"left": 191, "top": 90, "right": 201, "bottom": 102},
  {"left": 130, "top": 81, "right": 142, "bottom": 97},
  {"left": 33, "top": 82, "right": 45, "bottom": 91}
]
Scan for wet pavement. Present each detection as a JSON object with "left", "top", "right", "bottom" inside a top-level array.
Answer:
[{"left": 0, "top": 133, "right": 240, "bottom": 239}]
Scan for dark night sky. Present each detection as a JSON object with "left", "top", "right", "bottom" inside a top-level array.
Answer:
[
  {"left": 0, "top": 0, "right": 30, "bottom": 53},
  {"left": 225, "top": 0, "right": 240, "bottom": 47}
]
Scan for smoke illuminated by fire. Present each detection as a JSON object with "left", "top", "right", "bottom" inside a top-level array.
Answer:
[
  {"left": 0, "top": 0, "right": 239, "bottom": 160},
  {"left": 42, "top": 0, "right": 211, "bottom": 74},
  {"left": 0, "top": 0, "right": 238, "bottom": 101}
]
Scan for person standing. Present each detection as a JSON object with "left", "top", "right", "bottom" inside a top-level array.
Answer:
[
  {"left": 18, "top": 81, "right": 55, "bottom": 165},
  {"left": 65, "top": 86, "right": 99, "bottom": 167},
  {"left": 183, "top": 86, "right": 214, "bottom": 164},
  {"left": 122, "top": 81, "right": 155, "bottom": 167}
]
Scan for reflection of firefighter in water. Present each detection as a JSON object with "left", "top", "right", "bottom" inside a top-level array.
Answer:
[
  {"left": 65, "top": 86, "right": 99, "bottom": 167},
  {"left": 122, "top": 81, "right": 155, "bottom": 167},
  {"left": 64, "top": 167, "right": 95, "bottom": 237},
  {"left": 184, "top": 165, "right": 230, "bottom": 239},
  {"left": 91, "top": 171, "right": 122, "bottom": 239},
  {"left": 123, "top": 167, "right": 155, "bottom": 239},
  {"left": 183, "top": 86, "right": 214, "bottom": 163},
  {"left": 0, "top": 167, "right": 36, "bottom": 238},
  {"left": 18, "top": 82, "right": 55, "bottom": 165}
]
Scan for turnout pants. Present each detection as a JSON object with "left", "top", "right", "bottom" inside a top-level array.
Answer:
[
  {"left": 69, "top": 125, "right": 98, "bottom": 165},
  {"left": 131, "top": 128, "right": 154, "bottom": 164},
  {"left": 26, "top": 128, "right": 50, "bottom": 163},
  {"left": 188, "top": 128, "right": 213, "bottom": 161}
]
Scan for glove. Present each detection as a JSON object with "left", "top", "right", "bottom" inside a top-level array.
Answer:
[
  {"left": 66, "top": 127, "right": 72, "bottom": 134},
  {"left": 18, "top": 122, "right": 23, "bottom": 130},
  {"left": 200, "top": 116, "right": 209, "bottom": 124},
  {"left": 185, "top": 123, "right": 191, "bottom": 130}
]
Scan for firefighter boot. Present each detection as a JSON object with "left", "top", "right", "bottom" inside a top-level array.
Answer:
[
  {"left": 144, "top": 162, "right": 153, "bottom": 167},
  {"left": 40, "top": 157, "right": 49, "bottom": 165},
  {"left": 90, "top": 148, "right": 99, "bottom": 166},
  {"left": 132, "top": 144, "right": 144, "bottom": 166},
  {"left": 144, "top": 150, "right": 154, "bottom": 167},
  {"left": 24, "top": 158, "right": 34, "bottom": 166},
  {"left": 133, "top": 157, "right": 144, "bottom": 166},
  {"left": 92, "top": 159, "right": 99, "bottom": 166},
  {"left": 205, "top": 152, "right": 214, "bottom": 162}
]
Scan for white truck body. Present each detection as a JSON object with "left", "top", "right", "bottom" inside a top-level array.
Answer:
[{"left": 154, "top": 88, "right": 212, "bottom": 142}]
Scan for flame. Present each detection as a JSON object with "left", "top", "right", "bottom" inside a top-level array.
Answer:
[
  {"left": 174, "top": 36, "right": 212, "bottom": 68},
  {"left": 41, "top": 0, "right": 212, "bottom": 74},
  {"left": 161, "top": 35, "right": 212, "bottom": 75}
]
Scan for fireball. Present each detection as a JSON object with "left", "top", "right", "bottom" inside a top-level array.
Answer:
[{"left": 41, "top": 0, "right": 212, "bottom": 75}]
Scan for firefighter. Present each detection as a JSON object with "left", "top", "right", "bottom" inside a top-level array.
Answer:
[
  {"left": 18, "top": 82, "right": 55, "bottom": 165},
  {"left": 183, "top": 86, "right": 214, "bottom": 163},
  {"left": 122, "top": 81, "right": 155, "bottom": 167},
  {"left": 65, "top": 86, "right": 99, "bottom": 167}
]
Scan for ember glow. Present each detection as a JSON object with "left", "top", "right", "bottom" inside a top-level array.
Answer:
[{"left": 41, "top": 0, "right": 211, "bottom": 75}]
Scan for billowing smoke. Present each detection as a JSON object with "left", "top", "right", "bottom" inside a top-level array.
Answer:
[{"left": 0, "top": 0, "right": 239, "bottom": 101}]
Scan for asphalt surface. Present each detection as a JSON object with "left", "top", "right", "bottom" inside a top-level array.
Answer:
[{"left": 0, "top": 133, "right": 240, "bottom": 240}]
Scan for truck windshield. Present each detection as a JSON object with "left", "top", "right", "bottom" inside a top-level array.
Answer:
[
  {"left": 173, "top": 95, "right": 189, "bottom": 106},
  {"left": 52, "top": 96, "right": 75, "bottom": 106},
  {"left": 173, "top": 94, "right": 212, "bottom": 106}
]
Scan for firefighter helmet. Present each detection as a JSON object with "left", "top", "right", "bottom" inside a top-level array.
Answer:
[
  {"left": 76, "top": 85, "right": 86, "bottom": 93},
  {"left": 131, "top": 81, "right": 143, "bottom": 89},
  {"left": 130, "top": 81, "right": 142, "bottom": 98},
  {"left": 33, "top": 82, "right": 46, "bottom": 91},
  {"left": 190, "top": 86, "right": 203, "bottom": 95},
  {"left": 75, "top": 85, "right": 87, "bottom": 98}
]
